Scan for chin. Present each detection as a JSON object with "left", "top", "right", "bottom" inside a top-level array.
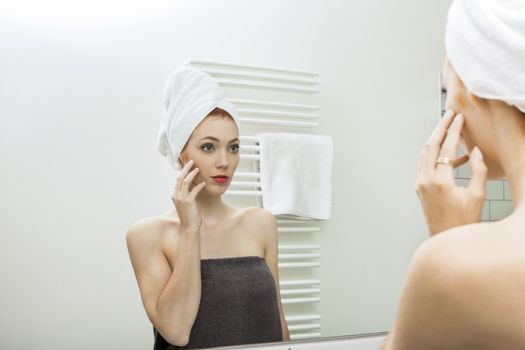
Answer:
[
  {"left": 204, "top": 184, "right": 229, "bottom": 196},
  {"left": 463, "top": 143, "right": 504, "bottom": 180},
  {"left": 487, "top": 169, "right": 506, "bottom": 180},
  {"left": 480, "top": 155, "right": 505, "bottom": 180}
]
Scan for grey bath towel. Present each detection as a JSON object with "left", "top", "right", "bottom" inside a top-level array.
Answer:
[{"left": 153, "top": 256, "right": 283, "bottom": 350}]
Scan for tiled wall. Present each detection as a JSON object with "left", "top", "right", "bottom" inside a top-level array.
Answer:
[{"left": 454, "top": 164, "right": 513, "bottom": 222}]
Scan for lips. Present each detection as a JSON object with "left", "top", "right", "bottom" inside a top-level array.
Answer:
[{"left": 211, "top": 175, "right": 229, "bottom": 184}]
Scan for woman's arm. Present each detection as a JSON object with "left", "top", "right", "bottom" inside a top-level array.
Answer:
[
  {"left": 126, "top": 160, "right": 206, "bottom": 346},
  {"left": 126, "top": 218, "right": 202, "bottom": 347},
  {"left": 258, "top": 209, "right": 291, "bottom": 341}
]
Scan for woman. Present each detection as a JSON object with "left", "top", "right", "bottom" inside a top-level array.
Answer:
[
  {"left": 126, "top": 66, "right": 290, "bottom": 349},
  {"left": 381, "top": 1, "right": 525, "bottom": 349}
]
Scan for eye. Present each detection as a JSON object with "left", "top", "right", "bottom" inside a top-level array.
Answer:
[
  {"left": 229, "top": 144, "right": 240, "bottom": 153},
  {"left": 201, "top": 143, "right": 214, "bottom": 152}
]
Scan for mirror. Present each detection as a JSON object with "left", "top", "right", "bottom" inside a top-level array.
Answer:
[{"left": 0, "top": 0, "right": 455, "bottom": 348}]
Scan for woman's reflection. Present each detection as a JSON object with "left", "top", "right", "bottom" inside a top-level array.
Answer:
[
  {"left": 380, "top": 0, "right": 525, "bottom": 348},
  {"left": 126, "top": 66, "right": 290, "bottom": 349}
]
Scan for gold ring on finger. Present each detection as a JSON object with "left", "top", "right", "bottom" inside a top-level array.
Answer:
[{"left": 436, "top": 156, "right": 453, "bottom": 166}]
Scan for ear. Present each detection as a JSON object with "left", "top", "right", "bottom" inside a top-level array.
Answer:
[{"left": 178, "top": 153, "right": 185, "bottom": 165}]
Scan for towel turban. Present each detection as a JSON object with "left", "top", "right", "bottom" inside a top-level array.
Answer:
[
  {"left": 445, "top": 0, "right": 525, "bottom": 113},
  {"left": 157, "top": 65, "right": 240, "bottom": 170}
]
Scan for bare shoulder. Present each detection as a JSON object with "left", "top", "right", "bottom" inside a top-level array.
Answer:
[
  {"left": 236, "top": 207, "right": 278, "bottom": 254},
  {"left": 397, "top": 221, "right": 525, "bottom": 348},
  {"left": 239, "top": 207, "right": 276, "bottom": 223},
  {"left": 417, "top": 220, "right": 525, "bottom": 270},
  {"left": 126, "top": 216, "right": 162, "bottom": 244},
  {"left": 126, "top": 216, "right": 181, "bottom": 252},
  {"left": 239, "top": 207, "right": 277, "bottom": 233}
]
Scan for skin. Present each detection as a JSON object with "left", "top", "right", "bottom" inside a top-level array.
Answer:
[
  {"left": 379, "top": 59, "right": 525, "bottom": 350},
  {"left": 126, "top": 111, "right": 290, "bottom": 346}
]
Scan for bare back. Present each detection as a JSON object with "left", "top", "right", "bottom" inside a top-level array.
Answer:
[{"left": 383, "top": 213, "right": 525, "bottom": 350}]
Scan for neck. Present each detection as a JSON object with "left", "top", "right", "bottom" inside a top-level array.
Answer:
[
  {"left": 194, "top": 191, "right": 229, "bottom": 226},
  {"left": 504, "top": 166, "right": 525, "bottom": 210},
  {"left": 490, "top": 106, "right": 525, "bottom": 209}
]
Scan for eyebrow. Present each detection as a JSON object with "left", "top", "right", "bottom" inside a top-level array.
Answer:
[{"left": 200, "top": 136, "right": 239, "bottom": 143}]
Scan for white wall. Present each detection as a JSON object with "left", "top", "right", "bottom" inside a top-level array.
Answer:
[{"left": 0, "top": 0, "right": 451, "bottom": 348}]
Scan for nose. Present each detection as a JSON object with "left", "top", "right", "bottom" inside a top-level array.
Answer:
[{"left": 215, "top": 149, "right": 229, "bottom": 169}]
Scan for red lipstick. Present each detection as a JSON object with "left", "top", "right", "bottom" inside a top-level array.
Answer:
[{"left": 211, "top": 175, "right": 229, "bottom": 184}]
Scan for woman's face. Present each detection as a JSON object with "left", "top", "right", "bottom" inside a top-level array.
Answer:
[
  {"left": 179, "top": 113, "right": 240, "bottom": 196},
  {"left": 442, "top": 58, "right": 503, "bottom": 178}
]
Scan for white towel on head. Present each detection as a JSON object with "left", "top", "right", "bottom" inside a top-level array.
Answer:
[
  {"left": 157, "top": 65, "right": 240, "bottom": 170},
  {"left": 257, "top": 133, "right": 333, "bottom": 220},
  {"left": 445, "top": 0, "right": 525, "bottom": 113}
]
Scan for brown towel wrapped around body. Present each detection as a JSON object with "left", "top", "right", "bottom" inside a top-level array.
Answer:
[{"left": 153, "top": 256, "right": 283, "bottom": 350}]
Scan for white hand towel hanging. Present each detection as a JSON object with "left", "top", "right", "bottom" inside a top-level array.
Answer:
[{"left": 257, "top": 133, "right": 333, "bottom": 220}]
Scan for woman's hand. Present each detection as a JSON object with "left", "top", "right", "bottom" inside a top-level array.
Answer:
[
  {"left": 415, "top": 110, "right": 488, "bottom": 236},
  {"left": 171, "top": 160, "right": 207, "bottom": 234}
]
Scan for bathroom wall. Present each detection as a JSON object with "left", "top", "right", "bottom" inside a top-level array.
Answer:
[{"left": 0, "top": 0, "right": 458, "bottom": 348}]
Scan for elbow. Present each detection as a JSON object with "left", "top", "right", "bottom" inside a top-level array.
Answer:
[
  {"left": 158, "top": 324, "right": 191, "bottom": 347},
  {"left": 153, "top": 301, "right": 196, "bottom": 346},
  {"left": 167, "top": 334, "right": 190, "bottom": 347},
  {"left": 161, "top": 332, "right": 190, "bottom": 346}
]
